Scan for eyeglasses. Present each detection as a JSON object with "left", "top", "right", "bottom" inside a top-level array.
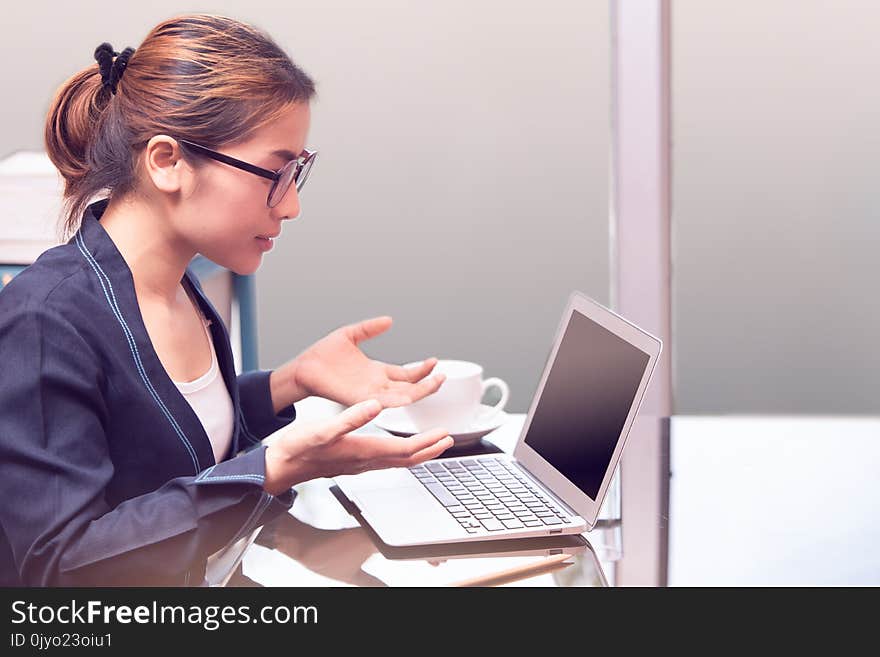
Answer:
[{"left": 176, "top": 138, "right": 317, "bottom": 208}]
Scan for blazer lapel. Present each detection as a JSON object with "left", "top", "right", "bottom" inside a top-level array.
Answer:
[
  {"left": 77, "top": 201, "right": 217, "bottom": 472},
  {"left": 181, "top": 270, "right": 244, "bottom": 457}
]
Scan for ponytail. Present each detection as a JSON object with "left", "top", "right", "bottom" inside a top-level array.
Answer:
[{"left": 44, "top": 65, "right": 115, "bottom": 239}]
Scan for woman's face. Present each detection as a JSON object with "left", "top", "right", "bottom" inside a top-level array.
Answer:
[{"left": 178, "top": 101, "right": 312, "bottom": 275}]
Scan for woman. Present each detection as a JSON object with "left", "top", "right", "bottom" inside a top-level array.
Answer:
[{"left": 0, "top": 13, "right": 453, "bottom": 586}]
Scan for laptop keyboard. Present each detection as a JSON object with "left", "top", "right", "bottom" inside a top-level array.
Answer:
[{"left": 408, "top": 457, "right": 575, "bottom": 534}]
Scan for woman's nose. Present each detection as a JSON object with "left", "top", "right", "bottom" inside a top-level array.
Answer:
[{"left": 273, "top": 185, "right": 301, "bottom": 221}]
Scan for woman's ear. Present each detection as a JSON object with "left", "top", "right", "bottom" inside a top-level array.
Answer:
[{"left": 141, "top": 135, "right": 191, "bottom": 195}]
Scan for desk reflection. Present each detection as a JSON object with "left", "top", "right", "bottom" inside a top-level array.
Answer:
[
  {"left": 238, "top": 483, "right": 608, "bottom": 587},
  {"left": 254, "top": 512, "right": 388, "bottom": 587}
]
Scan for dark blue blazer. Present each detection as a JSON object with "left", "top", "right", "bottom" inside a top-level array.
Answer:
[{"left": 0, "top": 198, "right": 297, "bottom": 586}]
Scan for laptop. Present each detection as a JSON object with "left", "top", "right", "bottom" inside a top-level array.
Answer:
[
  {"left": 334, "top": 291, "right": 662, "bottom": 547},
  {"left": 330, "top": 484, "right": 598, "bottom": 562}
]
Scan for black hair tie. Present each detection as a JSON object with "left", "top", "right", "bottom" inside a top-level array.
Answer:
[{"left": 93, "top": 42, "right": 135, "bottom": 95}]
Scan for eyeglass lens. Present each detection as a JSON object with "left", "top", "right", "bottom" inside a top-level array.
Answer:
[{"left": 268, "top": 154, "right": 315, "bottom": 208}]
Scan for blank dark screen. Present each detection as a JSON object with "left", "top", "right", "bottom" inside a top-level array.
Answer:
[{"left": 523, "top": 310, "right": 650, "bottom": 500}]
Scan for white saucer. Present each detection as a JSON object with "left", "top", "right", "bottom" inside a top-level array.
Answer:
[{"left": 373, "top": 403, "right": 509, "bottom": 446}]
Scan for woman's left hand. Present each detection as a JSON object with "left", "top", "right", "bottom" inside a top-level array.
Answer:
[{"left": 279, "top": 316, "right": 445, "bottom": 409}]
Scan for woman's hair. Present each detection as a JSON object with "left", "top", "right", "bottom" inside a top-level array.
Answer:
[{"left": 44, "top": 13, "right": 316, "bottom": 239}]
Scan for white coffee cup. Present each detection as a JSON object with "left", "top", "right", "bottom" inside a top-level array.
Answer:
[{"left": 402, "top": 359, "right": 509, "bottom": 434}]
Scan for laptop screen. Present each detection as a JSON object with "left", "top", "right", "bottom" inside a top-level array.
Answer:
[{"left": 523, "top": 309, "right": 651, "bottom": 500}]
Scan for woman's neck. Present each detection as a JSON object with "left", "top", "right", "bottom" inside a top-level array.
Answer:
[{"left": 98, "top": 195, "right": 197, "bottom": 307}]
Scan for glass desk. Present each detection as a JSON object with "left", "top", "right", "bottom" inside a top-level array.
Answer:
[{"left": 238, "top": 400, "right": 880, "bottom": 586}]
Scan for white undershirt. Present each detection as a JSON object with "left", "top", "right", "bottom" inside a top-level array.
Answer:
[
  {"left": 171, "top": 303, "right": 234, "bottom": 464},
  {"left": 173, "top": 286, "right": 251, "bottom": 586}
]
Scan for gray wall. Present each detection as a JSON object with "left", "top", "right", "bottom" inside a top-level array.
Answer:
[
  {"left": 0, "top": 0, "right": 610, "bottom": 414},
  {"left": 254, "top": 1, "right": 610, "bottom": 413},
  {"left": 672, "top": 0, "right": 880, "bottom": 414},
  {"left": 19, "top": 2, "right": 868, "bottom": 416}
]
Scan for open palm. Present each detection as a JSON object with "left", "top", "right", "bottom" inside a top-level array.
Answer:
[{"left": 292, "top": 316, "right": 445, "bottom": 408}]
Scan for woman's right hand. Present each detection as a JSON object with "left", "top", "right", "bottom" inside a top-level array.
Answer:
[{"left": 262, "top": 399, "right": 453, "bottom": 496}]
